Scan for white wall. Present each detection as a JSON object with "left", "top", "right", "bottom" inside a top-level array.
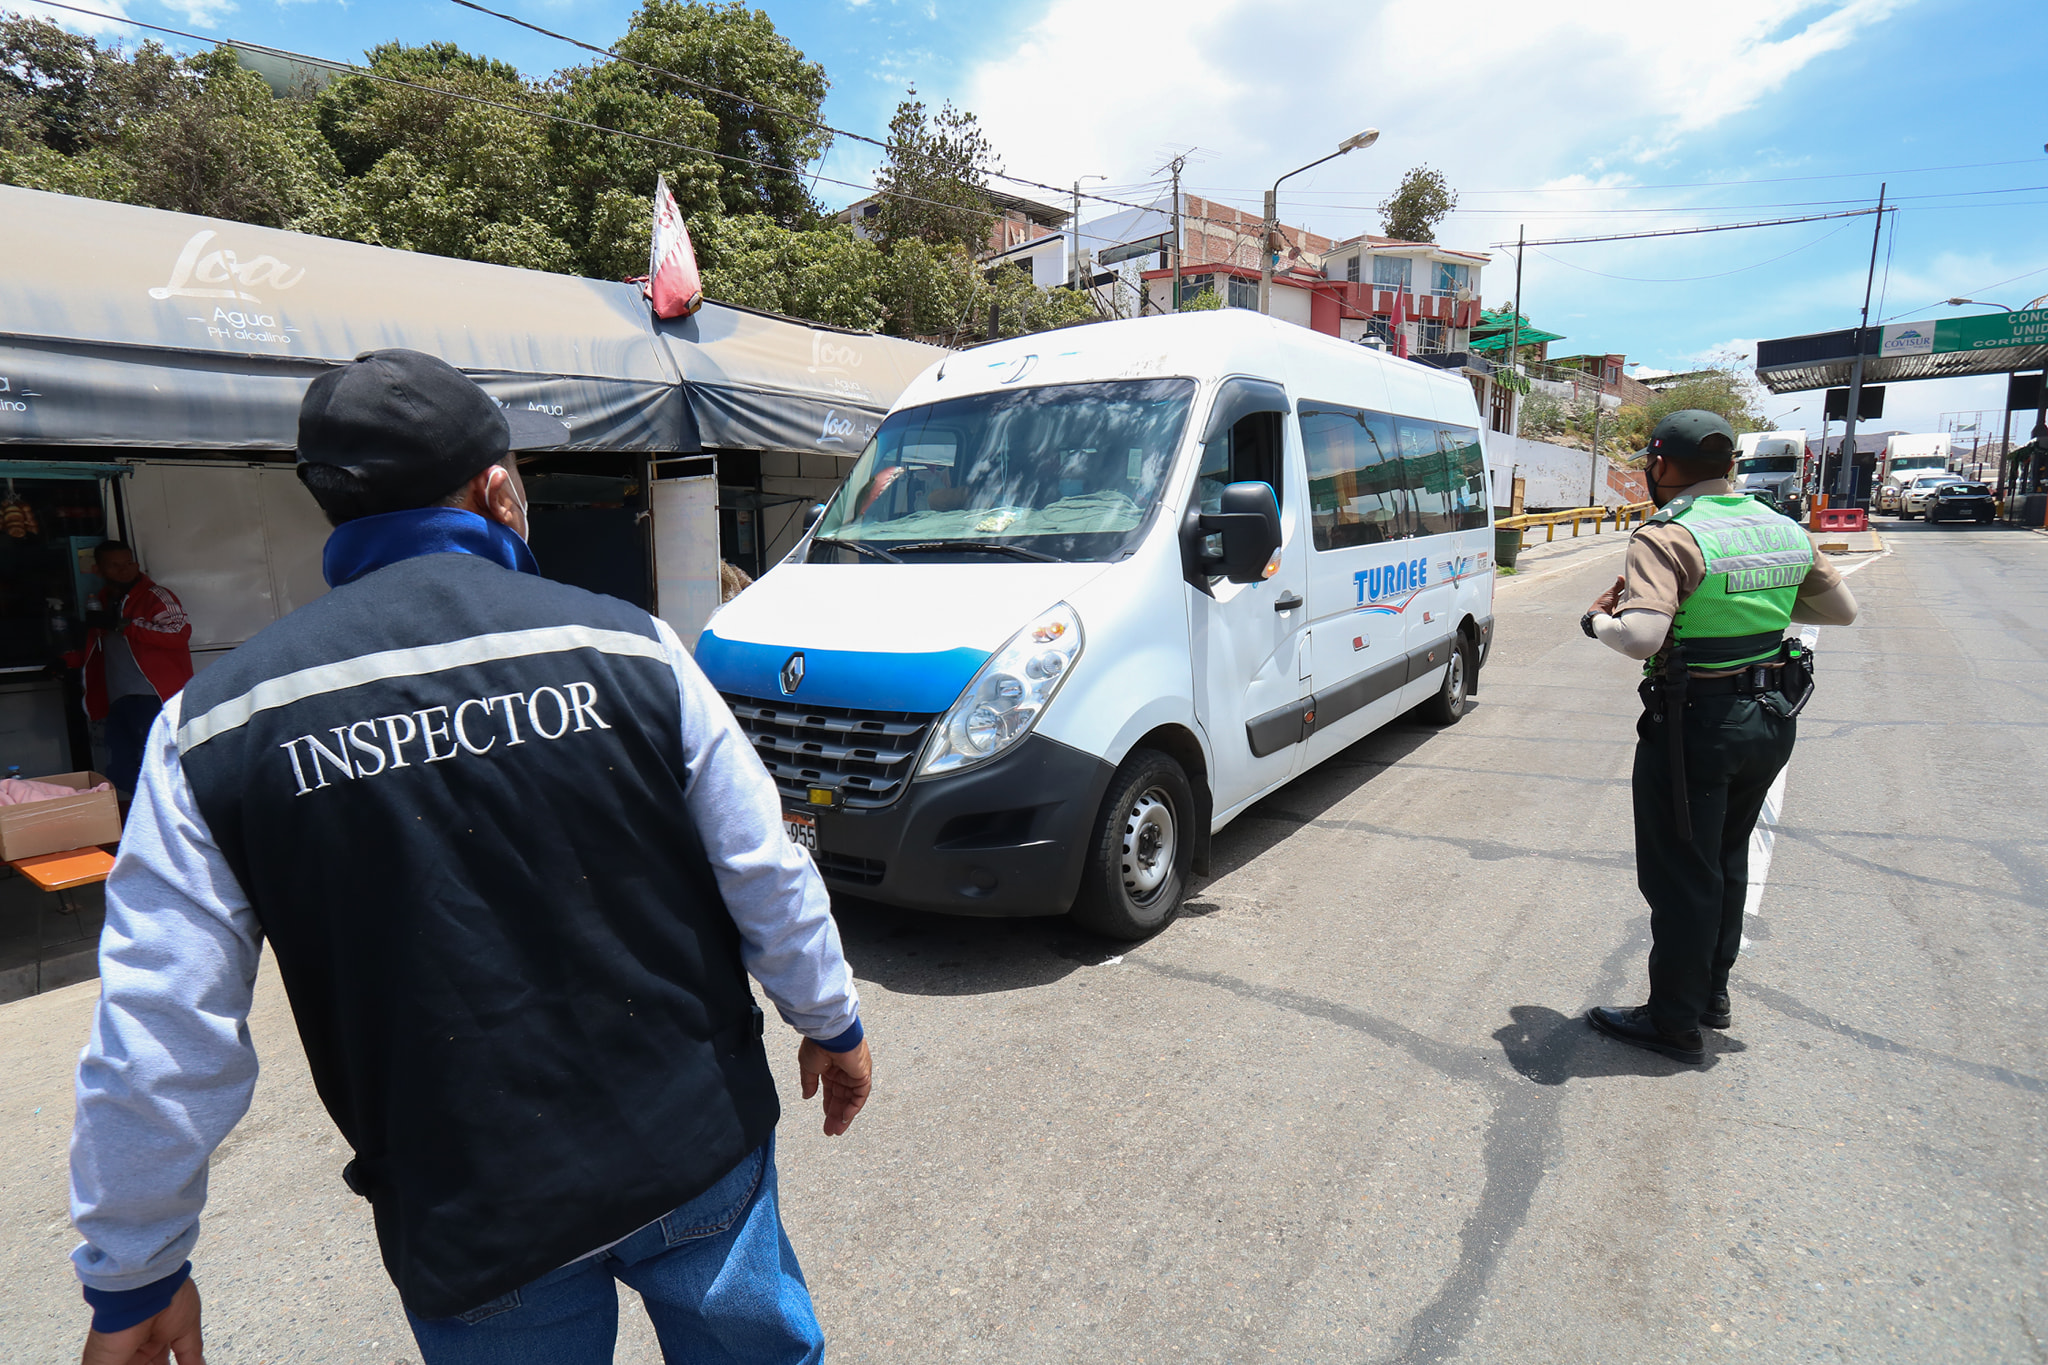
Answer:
[
  {"left": 1493, "top": 434, "right": 1639, "bottom": 509},
  {"left": 758, "top": 450, "right": 854, "bottom": 567}
]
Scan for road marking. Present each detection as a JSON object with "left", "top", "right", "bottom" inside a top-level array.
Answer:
[{"left": 1741, "top": 618, "right": 1835, "bottom": 944}]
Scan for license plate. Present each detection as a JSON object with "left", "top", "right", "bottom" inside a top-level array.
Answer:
[{"left": 782, "top": 811, "right": 817, "bottom": 853}]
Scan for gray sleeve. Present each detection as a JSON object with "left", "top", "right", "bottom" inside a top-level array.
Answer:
[
  {"left": 1790, "top": 578, "right": 1858, "bottom": 625},
  {"left": 70, "top": 694, "right": 265, "bottom": 1294},
  {"left": 651, "top": 619, "right": 861, "bottom": 1044}
]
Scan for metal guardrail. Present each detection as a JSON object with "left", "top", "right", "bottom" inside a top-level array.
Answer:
[{"left": 1496, "top": 502, "right": 1655, "bottom": 544}]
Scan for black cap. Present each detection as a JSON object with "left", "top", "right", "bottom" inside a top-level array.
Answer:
[
  {"left": 295, "top": 349, "right": 568, "bottom": 510},
  {"left": 1645, "top": 409, "right": 1737, "bottom": 462}
]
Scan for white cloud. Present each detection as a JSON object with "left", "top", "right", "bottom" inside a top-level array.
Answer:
[
  {"left": 964, "top": 0, "right": 1914, "bottom": 249},
  {"left": 13, "top": 0, "right": 134, "bottom": 36},
  {"left": 160, "top": 0, "right": 236, "bottom": 24}
]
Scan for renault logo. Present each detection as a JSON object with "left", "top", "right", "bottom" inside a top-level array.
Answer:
[{"left": 779, "top": 652, "right": 805, "bottom": 695}]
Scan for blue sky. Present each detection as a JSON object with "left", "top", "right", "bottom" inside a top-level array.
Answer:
[{"left": 29, "top": 0, "right": 2044, "bottom": 443}]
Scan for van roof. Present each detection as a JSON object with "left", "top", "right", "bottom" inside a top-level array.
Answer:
[{"left": 895, "top": 311, "right": 1476, "bottom": 414}]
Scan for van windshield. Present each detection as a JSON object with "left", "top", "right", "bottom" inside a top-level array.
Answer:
[
  {"left": 1736, "top": 455, "right": 1798, "bottom": 474},
  {"left": 808, "top": 378, "right": 1196, "bottom": 564}
]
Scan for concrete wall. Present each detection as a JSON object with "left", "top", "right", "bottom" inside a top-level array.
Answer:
[{"left": 1492, "top": 433, "right": 1645, "bottom": 509}]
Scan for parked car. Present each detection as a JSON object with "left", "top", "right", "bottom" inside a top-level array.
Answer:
[
  {"left": 1925, "top": 480, "right": 1995, "bottom": 524},
  {"left": 1897, "top": 470, "right": 1961, "bottom": 519}
]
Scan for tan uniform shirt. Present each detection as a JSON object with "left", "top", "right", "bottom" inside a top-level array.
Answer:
[{"left": 1615, "top": 479, "right": 1845, "bottom": 664}]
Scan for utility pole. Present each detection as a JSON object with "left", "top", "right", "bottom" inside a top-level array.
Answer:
[
  {"left": 1071, "top": 180, "right": 1082, "bottom": 292},
  {"left": 1589, "top": 401, "right": 1603, "bottom": 508},
  {"left": 1169, "top": 155, "right": 1186, "bottom": 313},
  {"left": 1831, "top": 184, "right": 1887, "bottom": 514},
  {"left": 1509, "top": 225, "right": 1525, "bottom": 435},
  {"left": 1259, "top": 185, "right": 1279, "bottom": 315}
]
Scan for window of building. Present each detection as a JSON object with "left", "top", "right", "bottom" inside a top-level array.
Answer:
[
  {"left": 1345, "top": 254, "right": 1360, "bottom": 283},
  {"left": 1372, "top": 255, "right": 1411, "bottom": 291},
  {"left": 1226, "top": 274, "right": 1258, "bottom": 310},
  {"left": 1432, "top": 260, "right": 1471, "bottom": 297},
  {"left": 1178, "top": 273, "right": 1214, "bottom": 308},
  {"left": 1363, "top": 317, "right": 1395, "bottom": 347},
  {"left": 1415, "top": 319, "right": 1446, "bottom": 354},
  {"left": 1488, "top": 381, "right": 1513, "bottom": 435},
  {"left": 1301, "top": 404, "right": 1405, "bottom": 548}
]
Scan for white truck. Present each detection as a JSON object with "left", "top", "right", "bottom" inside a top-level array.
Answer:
[
  {"left": 1732, "top": 430, "right": 1809, "bottom": 514},
  {"left": 1876, "top": 434, "right": 1952, "bottom": 513}
]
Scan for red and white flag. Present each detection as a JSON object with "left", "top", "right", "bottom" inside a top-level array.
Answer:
[
  {"left": 645, "top": 174, "right": 704, "bottom": 320},
  {"left": 1388, "top": 287, "right": 1409, "bottom": 359}
]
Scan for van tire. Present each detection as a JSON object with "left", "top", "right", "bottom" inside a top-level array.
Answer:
[
  {"left": 1418, "top": 634, "right": 1472, "bottom": 726},
  {"left": 1069, "top": 748, "right": 1194, "bottom": 941}
]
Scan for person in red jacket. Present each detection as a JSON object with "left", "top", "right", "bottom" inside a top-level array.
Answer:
[{"left": 74, "top": 541, "right": 193, "bottom": 795}]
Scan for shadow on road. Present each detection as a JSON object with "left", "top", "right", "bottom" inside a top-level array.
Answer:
[
  {"left": 1492, "top": 1003, "right": 1745, "bottom": 1081},
  {"left": 832, "top": 719, "right": 1447, "bottom": 996}
]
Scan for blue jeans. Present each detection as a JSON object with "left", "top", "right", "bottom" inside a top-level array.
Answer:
[
  {"left": 105, "top": 693, "right": 161, "bottom": 796},
  {"left": 406, "top": 1139, "right": 823, "bottom": 1365}
]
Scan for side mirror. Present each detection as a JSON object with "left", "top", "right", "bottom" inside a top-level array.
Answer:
[
  {"left": 804, "top": 501, "right": 827, "bottom": 528},
  {"left": 1200, "top": 481, "right": 1281, "bottom": 584}
]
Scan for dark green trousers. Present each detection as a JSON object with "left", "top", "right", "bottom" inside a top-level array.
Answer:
[{"left": 1632, "top": 688, "right": 1797, "bottom": 1033}]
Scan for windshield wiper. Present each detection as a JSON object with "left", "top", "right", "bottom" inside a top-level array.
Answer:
[
  {"left": 887, "top": 540, "right": 1064, "bottom": 563},
  {"left": 810, "top": 536, "right": 902, "bottom": 564}
]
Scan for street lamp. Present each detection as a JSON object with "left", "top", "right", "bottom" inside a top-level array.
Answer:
[
  {"left": 1769, "top": 406, "right": 1802, "bottom": 427},
  {"left": 1945, "top": 297, "right": 2013, "bottom": 312},
  {"left": 1260, "top": 129, "right": 1379, "bottom": 315}
]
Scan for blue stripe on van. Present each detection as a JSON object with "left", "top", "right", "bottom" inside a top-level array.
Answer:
[{"left": 697, "top": 631, "right": 990, "bottom": 715}]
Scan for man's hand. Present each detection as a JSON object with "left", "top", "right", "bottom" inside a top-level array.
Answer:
[
  {"left": 81, "top": 1277, "right": 203, "bottom": 1365},
  {"left": 798, "top": 1037, "right": 872, "bottom": 1137},
  {"left": 1588, "top": 574, "right": 1626, "bottom": 618}
]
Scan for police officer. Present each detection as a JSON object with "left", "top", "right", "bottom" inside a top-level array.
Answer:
[
  {"left": 1581, "top": 410, "right": 1859, "bottom": 1063},
  {"left": 70, "top": 350, "right": 871, "bottom": 1364}
]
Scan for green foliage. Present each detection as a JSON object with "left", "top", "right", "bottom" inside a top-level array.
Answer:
[
  {"left": 1, "top": 9, "right": 1102, "bottom": 340},
  {"left": 611, "top": 0, "right": 829, "bottom": 224},
  {"left": 1177, "top": 287, "right": 1224, "bottom": 312},
  {"left": 1379, "top": 165, "right": 1457, "bottom": 243},
  {"left": 695, "top": 212, "right": 886, "bottom": 331},
  {"left": 871, "top": 92, "right": 998, "bottom": 252}
]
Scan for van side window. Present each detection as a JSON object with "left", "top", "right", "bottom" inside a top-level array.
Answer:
[
  {"left": 1440, "top": 425, "right": 1488, "bottom": 531},
  {"left": 1197, "top": 411, "right": 1285, "bottom": 514},
  {"left": 1397, "top": 416, "right": 1455, "bottom": 538},
  {"left": 1301, "top": 405, "right": 1404, "bottom": 548}
]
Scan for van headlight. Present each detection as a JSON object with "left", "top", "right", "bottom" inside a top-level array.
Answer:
[{"left": 918, "top": 603, "right": 1083, "bottom": 778}]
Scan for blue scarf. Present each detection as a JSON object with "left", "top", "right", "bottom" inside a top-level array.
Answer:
[{"left": 323, "top": 507, "right": 540, "bottom": 588}]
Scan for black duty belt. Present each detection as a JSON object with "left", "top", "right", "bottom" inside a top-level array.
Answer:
[{"left": 1638, "top": 640, "right": 1817, "bottom": 844}]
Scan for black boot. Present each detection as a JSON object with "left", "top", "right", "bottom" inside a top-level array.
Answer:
[
  {"left": 1587, "top": 1005, "right": 1705, "bottom": 1064},
  {"left": 1700, "top": 992, "right": 1732, "bottom": 1030}
]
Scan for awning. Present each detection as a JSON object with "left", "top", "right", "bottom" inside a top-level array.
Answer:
[
  {"left": 0, "top": 186, "right": 687, "bottom": 451},
  {"left": 1756, "top": 311, "right": 2048, "bottom": 395},
  {"left": 656, "top": 302, "right": 944, "bottom": 457}
]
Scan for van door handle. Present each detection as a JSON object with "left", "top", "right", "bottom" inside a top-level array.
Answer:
[{"left": 1273, "top": 592, "right": 1303, "bottom": 612}]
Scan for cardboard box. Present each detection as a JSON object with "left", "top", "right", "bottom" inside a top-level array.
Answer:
[{"left": 0, "top": 771, "right": 122, "bottom": 862}]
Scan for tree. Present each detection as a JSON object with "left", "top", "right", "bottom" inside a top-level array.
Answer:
[
  {"left": 609, "top": 0, "right": 829, "bottom": 225},
  {"left": 871, "top": 91, "right": 997, "bottom": 252},
  {"left": 694, "top": 212, "right": 886, "bottom": 331},
  {"left": 0, "top": 22, "right": 336, "bottom": 230},
  {"left": 1379, "top": 165, "right": 1457, "bottom": 243},
  {"left": 1177, "top": 287, "right": 1224, "bottom": 312}
]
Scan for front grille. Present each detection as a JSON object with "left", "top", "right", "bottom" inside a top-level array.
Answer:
[
  {"left": 722, "top": 694, "right": 936, "bottom": 810},
  {"left": 815, "top": 851, "right": 887, "bottom": 886}
]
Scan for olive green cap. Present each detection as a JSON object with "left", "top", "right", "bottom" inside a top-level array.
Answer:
[{"left": 1646, "top": 409, "right": 1737, "bottom": 462}]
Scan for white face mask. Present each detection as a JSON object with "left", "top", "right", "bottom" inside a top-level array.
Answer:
[{"left": 489, "top": 466, "right": 531, "bottom": 540}]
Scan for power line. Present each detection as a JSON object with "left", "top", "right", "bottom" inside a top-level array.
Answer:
[
  {"left": 28, "top": 0, "right": 1020, "bottom": 224},
  {"left": 1490, "top": 207, "right": 1891, "bottom": 248},
  {"left": 1184, "top": 157, "right": 2047, "bottom": 198},
  {"left": 1527, "top": 219, "right": 1858, "bottom": 282}
]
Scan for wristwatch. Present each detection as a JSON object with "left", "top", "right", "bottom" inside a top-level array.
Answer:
[{"left": 1581, "top": 610, "right": 1601, "bottom": 639}]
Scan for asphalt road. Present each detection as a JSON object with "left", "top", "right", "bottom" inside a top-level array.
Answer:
[{"left": 3, "top": 515, "right": 2042, "bottom": 1363}]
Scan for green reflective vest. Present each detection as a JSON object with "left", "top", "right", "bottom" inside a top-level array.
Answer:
[{"left": 1652, "top": 494, "right": 1814, "bottom": 669}]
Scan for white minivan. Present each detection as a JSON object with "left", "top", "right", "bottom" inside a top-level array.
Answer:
[{"left": 696, "top": 311, "right": 1496, "bottom": 938}]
